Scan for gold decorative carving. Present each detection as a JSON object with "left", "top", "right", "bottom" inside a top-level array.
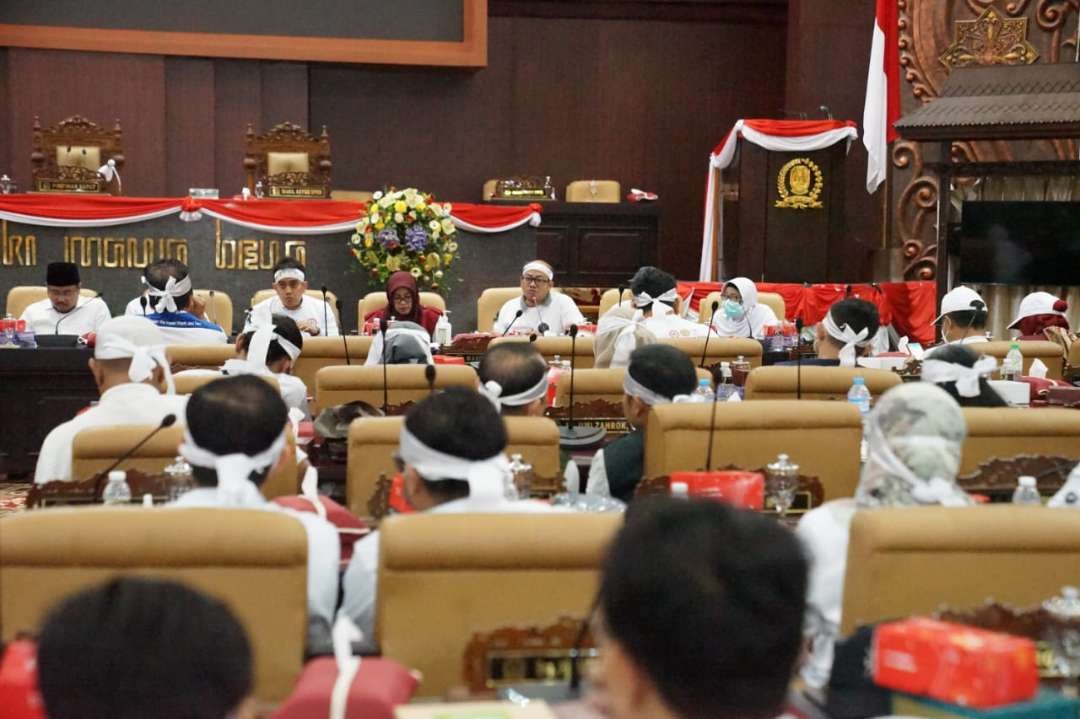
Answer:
[
  {"left": 31, "top": 115, "right": 124, "bottom": 195},
  {"left": 463, "top": 617, "right": 595, "bottom": 693},
  {"left": 1, "top": 221, "right": 37, "bottom": 267},
  {"left": 775, "top": 158, "right": 824, "bottom": 209},
  {"left": 940, "top": 7, "right": 1040, "bottom": 67},
  {"left": 64, "top": 235, "right": 188, "bottom": 268},
  {"left": 213, "top": 220, "right": 307, "bottom": 270},
  {"left": 244, "top": 121, "right": 331, "bottom": 198}
]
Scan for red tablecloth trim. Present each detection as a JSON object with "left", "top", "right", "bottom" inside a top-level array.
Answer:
[{"left": 678, "top": 280, "right": 937, "bottom": 345}]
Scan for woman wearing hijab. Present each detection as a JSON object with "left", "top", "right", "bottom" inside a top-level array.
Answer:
[
  {"left": 795, "top": 383, "right": 973, "bottom": 688},
  {"left": 710, "top": 277, "right": 779, "bottom": 339},
  {"left": 1009, "top": 291, "right": 1070, "bottom": 340},
  {"left": 363, "top": 271, "right": 443, "bottom": 337}
]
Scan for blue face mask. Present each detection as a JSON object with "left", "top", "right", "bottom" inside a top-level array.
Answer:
[{"left": 722, "top": 298, "right": 745, "bottom": 321}]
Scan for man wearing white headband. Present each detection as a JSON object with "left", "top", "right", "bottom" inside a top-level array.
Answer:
[
  {"left": 492, "top": 259, "right": 586, "bottom": 336},
  {"left": 250, "top": 257, "right": 339, "bottom": 337},
  {"left": 779, "top": 298, "right": 880, "bottom": 368},
  {"left": 170, "top": 375, "right": 339, "bottom": 639},
  {"left": 920, "top": 344, "right": 1006, "bottom": 407},
  {"left": 143, "top": 260, "right": 228, "bottom": 345},
  {"left": 586, "top": 344, "right": 697, "bottom": 502},
  {"left": 33, "top": 316, "right": 188, "bottom": 484},
  {"left": 341, "top": 387, "right": 555, "bottom": 651}
]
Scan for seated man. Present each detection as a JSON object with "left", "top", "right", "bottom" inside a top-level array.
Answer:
[
  {"left": 34, "top": 316, "right": 186, "bottom": 484},
  {"left": 363, "top": 270, "right": 442, "bottom": 337},
  {"left": 144, "top": 259, "right": 228, "bottom": 345},
  {"left": 710, "top": 276, "right": 779, "bottom": 339},
  {"left": 492, "top": 260, "right": 586, "bottom": 336},
  {"left": 20, "top": 261, "right": 110, "bottom": 336},
  {"left": 123, "top": 263, "right": 157, "bottom": 317},
  {"left": 586, "top": 344, "right": 697, "bottom": 502},
  {"left": 341, "top": 387, "right": 554, "bottom": 650},
  {"left": 250, "top": 257, "right": 339, "bottom": 337},
  {"left": 478, "top": 341, "right": 550, "bottom": 417},
  {"left": 934, "top": 285, "right": 990, "bottom": 345},
  {"left": 592, "top": 499, "right": 807, "bottom": 719},
  {"left": 921, "top": 343, "right": 1006, "bottom": 408},
  {"left": 36, "top": 577, "right": 255, "bottom": 719},
  {"left": 777, "top": 298, "right": 879, "bottom": 367},
  {"left": 170, "top": 375, "right": 339, "bottom": 637}
]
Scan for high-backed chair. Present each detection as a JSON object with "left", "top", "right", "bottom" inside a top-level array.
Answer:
[
  {"left": 0, "top": 507, "right": 308, "bottom": 702},
  {"left": 173, "top": 373, "right": 279, "bottom": 396},
  {"left": 744, "top": 366, "right": 901, "bottom": 401},
  {"left": 959, "top": 407, "right": 1080, "bottom": 474},
  {"left": 565, "top": 180, "right": 621, "bottom": 203},
  {"left": 476, "top": 288, "right": 566, "bottom": 333},
  {"left": 489, "top": 335, "right": 595, "bottom": 369},
  {"left": 244, "top": 121, "right": 331, "bottom": 198},
  {"left": 644, "top": 401, "right": 863, "bottom": 499},
  {"left": 5, "top": 286, "right": 98, "bottom": 319},
  {"left": 553, "top": 367, "right": 712, "bottom": 409},
  {"left": 315, "top": 365, "right": 478, "bottom": 414},
  {"left": 358, "top": 291, "right": 446, "bottom": 326},
  {"left": 660, "top": 337, "right": 763, "bottom": 368},
  {"left": 503, "top": 417, "right": 561, "bottom": 478},
  {"left": 192, "top": 289, "right": 234, "bottom": 334},
  {"left": 482, "top": 179, "right": 498, "bottom": 201},
  {"left": 292, "top": 336, "right": 372, "bottom": 401},
  {"left": 979, "top": 340, "right": 1064, "bottom": 380},
  {"left": 329, "top": 189, "right": 374, "bottom": 203},
  {"left": 699, "top": 291, "right": 787, "bottom": 324},
  {"left": 376, "top": 512, "right": 621, "bottom": 697},
  {"left": 597, "top": 288, "right": 634, "bottom": 318},
  {"left": 841, "top": 506, "right": 1080, "bottom": 635},
  {"left": 250, "top": 289, "right": 340, "bottom": 327},
  {"left": 166, "top": 344, "right": 238, "bottom": 371},
  {"left": 31, "top": 115, "right": 124, "bottom": 194}
]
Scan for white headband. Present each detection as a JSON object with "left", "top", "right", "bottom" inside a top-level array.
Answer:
[
  {"left": 247, "top": 323, "right": 302, "bottom": 369},
  {"left": 95, "top": 334, "right": 175, "bottom": 394},
  {"left": 146, "top": 275, "right": 193, "bottom": 313},
  {"left": 623, "top": 370, "right": 672, "bottom": 406},
  {"left": 822, "top": 310, "right": 871, "bottom": 367},
  {"left": 399, "top": 424, "right": 508, "bottom": 501},
  {"left": 865, "top": 418, "right": 969, "bottom": 507},
  {"left": 633, "top": 287, "right": 678, "bottom": 309},
  {"left": 480, "top": 374, "right": 549, "bottom": 409},
  {"left": 274, "top": 268, "right": 305, "bottom": 283},
  {"left": 921, "top": 356, "right": 997, "bottom": 398},
  {"left": 522, "top": 261, "right": 554, "bottom": 281},
  {"left": 178, "top": 426, "right": 288, "bottom": 506}
]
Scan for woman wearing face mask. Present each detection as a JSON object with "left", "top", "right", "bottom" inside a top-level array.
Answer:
[{"left": 710, "top": 277, "right": 779, "bottom": 339}]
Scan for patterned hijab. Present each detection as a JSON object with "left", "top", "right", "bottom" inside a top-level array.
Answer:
[{"left": 855, "top": 382, "right": 973, "bottom": 509}]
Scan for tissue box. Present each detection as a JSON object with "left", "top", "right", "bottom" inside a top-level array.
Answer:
[
  {"left": 891, "top": 690, "right": 1080, "bottom": 719},
  {"left": 669, "top": 471, "right": 764, "bottom": 509},
  {"left": 988, "top": 380, "right": 1031, "bottom": 406},
  {"left": 872, "top": 618, "right": 1038, "bottom": 709}
]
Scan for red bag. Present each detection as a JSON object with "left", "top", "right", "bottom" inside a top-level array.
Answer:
[
  {"left": 270, "top": 657, "right": 419, "bottom": 719},
  {"left": 0, "top": 640, "right": 45, "bottom": 719},
  {"left": 273, "top": 495, "right": 370, "bottom": 565},
  {"left": 669, "top": 471, "right": 764, "bottom": 509}
]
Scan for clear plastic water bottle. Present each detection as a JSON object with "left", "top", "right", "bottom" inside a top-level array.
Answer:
[
  {"left": 434, "top": 310, "right": 452, "bottom": 346},
  {"left": 848, "top": 376, "right": 872, "bottom": 462},
  {"left": 691, "top": 378, "right": 715, "bottom": 402},
  {"left": 1002, "top": 342, "right": 1023, "bottom": 381},
  {"left": 507, "top": 452, "right": 532, "bottom": 500},
  {"left": 102, "top": 470, "right": 132, "bottom": 505},
  {"left": 1012, "top": 475, "right": 1042, "bottom": 505}
]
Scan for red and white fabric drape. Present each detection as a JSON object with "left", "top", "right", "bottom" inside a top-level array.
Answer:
[{"left": 699, "top": 119, "right": 859, "bottom": 281}]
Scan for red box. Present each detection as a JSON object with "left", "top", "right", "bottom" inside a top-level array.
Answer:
[
  {"left": 872, "top": 618, "right": 1038, "bottom": 709},
  {"left": 669, "top": 471, "right": 764, "bottom": 510}
]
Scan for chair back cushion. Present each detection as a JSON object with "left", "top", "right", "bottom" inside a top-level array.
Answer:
[
  {"left": 173, "top": 373, "right": 279, "bottom": 396},
  {"left": 55, "top": 145, "right": 101, "bottom": 169},
  {"left": 565, "top": 180, "right": 621, "bottom": 203},
  {"left": 6, "top": 286, "right": 97, "bottom": 319},
  {"left": 192, "top": 289, "right": 234, "bottom": 335},
  {"left": 959, "top": 407, "right": 1080, "bottom": 474},
  {"left": 503, "top": 417, "right": 561, "bottom": 478},
  {"left": 662, "top": 337, "right": 763, "bottom": 367},
  {"left": 316, "top": 365, "right": 478, "bottom": 415},
  {"left": 250, "top": 289, "right": 340, "bottom": 325},
  {"left": 267, "top": 152, "right": 311, "bottom": 175},
  {"left": 359, "top": 292, "right": 446, "bottom": 322},
  {"left": 489, "top": 335, "right": 595, "bottom": 369},
  {"left": 347, "top": 416, "right": 406, "bottom": 517},
  {"left": 476, "top": 288, "right": 566, "bottom": 333},
  {"left": 166, "top": 344, "right": 238, "bottom": 371},
  {"left": 745, "top": 366, "right": 901, "bottom": 401},
  {"left": 71, "top": 425, "right": 185, "bottom": 480},
  {"left": 553, "top": 367, "right": 712, "bottom": 408},
  {"left": 597, "top": 288, "right": 634, "bottom": 318},
  {"left": 979, "top": 341, "right": 1065, "bottom": 380},
  {"left": 700, "top": 291, "right": 786, "bottom": 324},
  {"left": 293, "top": 337, "right": 373, "bottom": 404}
]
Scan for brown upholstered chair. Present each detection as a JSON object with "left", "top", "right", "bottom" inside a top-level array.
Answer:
[
  {"left": 71, "top": 425, "right": 185, "bottom": 481},
  {"left": 482, "top": 179, "right": 498, "bottom": 201},
  {"left": 291, "top": 336, "right": 372, "bottom": 395},
  {"left": 979, "top": 340, "right": 1065, "bottom": 380},
  {"left": 0, "top": 507, "right": 308, "bottom": 703},
  {"left": 358, "top": 291, "right": 447, "bottom": 326},
  {"left": 31, "top": 115, "right": 124, "bottom": 194},
  {"left": 244, "top": 121, "right": 331, "bottom": 198},
  {"left": 166, "top": 344, "right": 238, "bottom": 371},
  {"left": 192, "top": 289, "right": 234, "bottom": 334},
  {"left": 503, "top": 417, "right": 562, "bottom": 478},
  {"left": 597, "top": 288, "right": 634, "bottom": 318},
  {"left": 5, "top": 286, "right": 98, "bottom": 319},
  {"left": 744, "top": 366, "right": 901, "bottom": 401},
  {"left": 840, "top": 506, "right": 1080, "bottom": 635},
  {"left": 172, "top": 373, "right": 279, "bottom": 396},
  {"left": 959, "top": 407, "right": 1080, "bottom": 475},
  {"left": 376, "top": 512, "right": 622, "bottom": 697},
  {"left": 553, "top": 367, "right": 712, "bottom": 409},
  {"left": 565, "top": 180, "right": 621, "bottom": 203},
  {"left": 315, "top": 364, "right": 478, "bottom": 414},
  {"left": 489, "top": 335, "right": 595, "bottom": 369},
  {"left": 660, "top": 337, "right": 763, "bottom": 368},
  {"left": 699, "top": 291, "right": 787, "bottom": 324},
  {"left": 644, "top": 401, "right": 863, "bottom": 499},
  {"left": 250, "top": 289, "right": 340, "bottom": 327}
]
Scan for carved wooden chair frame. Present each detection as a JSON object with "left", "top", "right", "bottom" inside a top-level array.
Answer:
[
  {"left": 30, "top": 115, "right": 124, "bottom": 194},
  {"left": 243, "top": 121, "right": 331, "bottom": 198}
]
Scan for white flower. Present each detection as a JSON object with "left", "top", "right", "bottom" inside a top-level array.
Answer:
[
  {"left": 395, "top": 212, "right": 405, "bottom": 223},
  {"left": 443, "top": 202, "right": 452, "bottom": 213},
  {"left": 429, "top": 220, "right": 440, "bottom": 231},
  {"left": 379, "top": 196, "right": 393, "bottom": 208},
  {"left": 373, "top": 191, "right": 383, "bottom": 200},
  {"left": 430, "top": 204, "right": 443, "bottom": 218},
  {"left": 432, "top": 225, "right": 441, "bottom": 239},
  {"left": 440, "top": 218, "right": 455, "bottom": 234}
]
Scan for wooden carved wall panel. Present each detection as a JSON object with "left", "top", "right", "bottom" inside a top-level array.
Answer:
[{"left": 893, "top": 0, "right": 1080, "bottom": 280}]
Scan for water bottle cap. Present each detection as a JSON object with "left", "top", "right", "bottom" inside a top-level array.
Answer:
[
  {"left": 670, "top": 481, "right": 689, "bottom": 497},
  {"left": 853, "top": 376, "right": 865, "bottom": 384},
  {"left": 1019, "top": 475, "right": 1036, "bottom": 488},
  {"left": 108, "top": 470, "right": 126, "bottom": 482},
  {"left": 1011, "top": 342, "right": 1020, "bottom": 349},
  {"left": 699, "top": 378, "right": 711, "bottom": 387}
]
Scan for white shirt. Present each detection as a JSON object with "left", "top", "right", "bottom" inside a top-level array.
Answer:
[
  {"left": 341, "top": 496, "right": 559, "bottom": 652},
  {"left": 251, "top": 295, "right": 340, "bottom": 337},
  {"left": 711, "top": 304, "right": 779, "bottom": 340},
  {"left": 492, "top": 293, "right": 586, "bottom": 336},
  {"left": 610, "top": 313, "right": 710, "bottom": 368},
  {"left": 174, "top": 360, "right": 310, "bottom": 418},
  {"left": 124, "top": 294, "right": 149, "bottom": 317},
  {"left": 33, "top": 383, "right": 189, "bottom": 484},
  {"left": 171, "top": 485, "right": 340, "bottom": 631},
  {"left": 147, "top": 311, "right": 228, "bottom": 345},
  {"left": 21, "top": 296, "right": 111, "bottom": 336}
]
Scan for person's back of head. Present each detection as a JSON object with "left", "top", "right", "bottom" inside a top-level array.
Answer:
[
  {"left": 597, "top": 499, "right": 807, "bottom": 719},
  {"left": 36, "top": 576, "right": 253, "bottom": 719},
  {"left": 237, "top": 314, "right": 304, "bottom": 370},
  {"left": 145, "top": 258, "right": 193, "bottom": 312},
  {"left": 629, "top": 266, "right": 677, "bottom": 314},
  {"left": 922, "top": 344, "right": 1007, "bottom": 407},
  {"left": 186, "top": 374, "right": 288, "bottom": 487},
  {"left": 91, "top": 316, "right": 171, "bottom": 390},
  {"left": 479, "top": 342, "right": 548, "bottom": 415},
  {"left": 627, "top": 344, "right": 697, "bottom": 404},
  {"left": 818, "top": 298, "right": 880, "bottom": 358}
]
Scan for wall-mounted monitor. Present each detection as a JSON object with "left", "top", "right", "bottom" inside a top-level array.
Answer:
[{"left": 958, "top": 201, "right": 1080, "bottom": 285}]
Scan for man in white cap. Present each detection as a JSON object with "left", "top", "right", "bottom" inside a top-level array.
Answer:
[
  {"left": 340, "top": 387, "right": 554, "bottom": 651},
  {"left": 1008, "top": 291, "right": 1071, "bottom": 340},
  {"left": 33, "top": 316, "right": 187, "bottom": 484},
  {"left": 144, "top": 260, "right": 228, "bottom": 345},
  {"left": 250, "top": 257, "right": 339, "bottom": 337},
  {"left": 934, "top": 285, "right": 991, "bottom": 345},
  {"left": 492, "top": 259, "right": 585, "bottom": 336},
  {"left": 21, "top": 262, "right": 111, "bottom": 336}
]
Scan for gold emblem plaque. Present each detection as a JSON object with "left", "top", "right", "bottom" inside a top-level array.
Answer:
[{"left": 775, "top": 157, "right": 824, "bottom": 209}]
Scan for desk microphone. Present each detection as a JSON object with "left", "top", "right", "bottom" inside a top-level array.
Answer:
[
  {"left": 336, "top": 300, "right": 351, "bottom": 365},
  {"left": 425, "top": 363, "right": 437, "bottom": 396},
  {"left": 55, "top": 292, "right": 106, "bottom": 335},
  {"left": 566, "top": 324, "right": 579, "bottom": 432},
  {"left": 93, "top": 414, "right": 177, "bottom": 498},
  {"left": 701, "top": 300, "right": 719, "bottom": 369},
  {"left": 380, "top": 323, "right": 389, "bottom": 415},
  {"left": 501, "top": 309, "right": 524, "bottom": 337},
  {"left": 207, "top": 290, "right": 218, "bottom": 327},
  {"left": 795, "top": 318, "right": 804, "bottom": 401},
  {"left": 321, "top": 285, "right": 330, "bottom": 337},
  {"left": 139, "top": 295, "right": 147, "bottom": 316},
  {"left": 616, "top": 285, "right": 625, "bottom": 308},
  {"left": 528, "top": 333, "right": 538, "bottom": 343},
  {"left": 537, "top": 322, "right": 550, "bottom": 335},
  {"left": 704, "top": 369, "right": 720, "bottom": 471}
]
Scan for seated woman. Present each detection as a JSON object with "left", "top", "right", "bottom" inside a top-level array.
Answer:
[
  {"left": 364, "top": 271, "right": 442, "bottom": 337},
  {"left": 796, "top": 382, "right": 972, "bottom": 689},
  {"left": 920, "top": 344, "right": 1006, "bottom": 407},
  {"left": 1009, "top": 292, "right": 1070, "bottom": 340},
  {"left": 710, "top": 277, "right": 779, "bottom": 339}
]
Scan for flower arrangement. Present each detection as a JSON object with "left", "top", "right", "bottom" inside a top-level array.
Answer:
[{"left": 349, "top": 188, "right": 459, "bottom": 291}]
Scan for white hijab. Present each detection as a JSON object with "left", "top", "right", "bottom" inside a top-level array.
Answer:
[{"left": 711, "top": 277, "right": 777, "bottom": 339}]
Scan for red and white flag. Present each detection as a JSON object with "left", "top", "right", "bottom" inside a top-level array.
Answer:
[{"left": 862, "top": 0, "right": 900, "bottom": 193}]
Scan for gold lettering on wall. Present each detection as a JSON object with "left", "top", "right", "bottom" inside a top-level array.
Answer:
[
  {"left": 63, "top": 235, "right": 188, "bottom": 268},
  {"left": 1, "top": 221, "right": 38, "bottom": 266},
  {"left": 213, "top": 220, "right": 307, "bottom": 270}
]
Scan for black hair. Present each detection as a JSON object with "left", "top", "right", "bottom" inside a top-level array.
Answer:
[
  {"left": 36, "top": 577, "right": 252, "bottom": 719},
  {"left": 924, "top": 344, "right": 1008, "bottom": 407},
  {"left": 237, "top": 314, "right": 305, "bottom": 366},
  {"left": 599, "top": 499, "right": 807, "bottom": 719},
  {"left": 825, "top": 298, "right": 880, "bottom": 351},
  {"left": 479, "top": 342, "right": 547, "bottom": 414},
  {"left": 186, "top": 375, "right": 288, "bottom": 487},
  {"left": 627, "top": 344, "right": 697, "bottom": 401},
  {"left": 272, "top": 256, "right": 307, "bottom": 275},
  {"left": 145, "top": 258, "right": 192, "bottom": 311},
  {"left": 942, "top": 307, "right": 988, "bottom": 331},
  {"left": 629, "top": 266, "right": 677, "bottom": 313}
]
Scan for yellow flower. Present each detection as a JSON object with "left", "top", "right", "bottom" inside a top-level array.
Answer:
[
  {"left": 394, "top": 200, "right": 407, "bottom": 214},
  {"left": 424, "top": 252, "right": 441, "bottom": 270},
  {"left": 363, "top": 234, "right": 374, "bottom": 248},
  {"left": 375, "top": 221, "right": 385, "bottom": 230},
  {"left": 410, "top": 267, "right": 422, "bottom": 278},
  {"left": 416, "top": 200, "right": 427, "bottom": 211},
  {"left": 443, "top": 253, "right": 454, "bottom": 266},
  {"left": 386, "top": 255, "right": 401, "bottom": 272},
  {"left": 364, "top": 251, "right": 378, "bottom": 265}
]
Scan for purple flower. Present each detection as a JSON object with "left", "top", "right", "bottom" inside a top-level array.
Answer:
[
  {"left": 377, "top": 228, "right": 400, "bottom": 250},
  {"left": 404, "top": 225, "right": 429, "bottom": 252}
]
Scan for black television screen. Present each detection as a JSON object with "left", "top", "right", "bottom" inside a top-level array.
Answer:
[{"left": 959, "top": 201, "right": 1080, "bottom": 285}]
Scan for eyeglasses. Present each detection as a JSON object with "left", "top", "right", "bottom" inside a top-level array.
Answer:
[{"left": 522, "top": 275, "right": 551, "bottom": 286}]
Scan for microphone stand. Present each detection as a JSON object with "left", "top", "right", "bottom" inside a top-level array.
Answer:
[
  {"left": 55, "top": 293, "right": 105, "bottom": 335},
  {"left": 380, "top": 324, "right": 389, "bottom": 415},
  {"left": 337, "top": 300, "right": 351, "bottom": 365},
  {"left": 139, "top": 296, "right": 148, "bottom": 316},
  {"left": 795, "top": 318, "right": 804, "bottom": 401},
  {"left": 701, "top": 300, "right": 719, "bottom": 369},
  {"left": 704, "top": 374, "right": 720, "bottom": 471},
  {"left": 92, "top": 414, "right": 177, "bottom": 499},
  {"left": 616, "top": 285, "right": 625, "bottom": 308},
  {"left": 502, "top": 309, "right": 524, "bottom": 337},
  {"left": 567, "top": 325, "right": 578, "bottom": 433},
  {"left": 425, "top": 364, "right": 437, "bottom": 396},
  {"left": 321, "top": 286, "right": 330, "bottom": 338}
]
